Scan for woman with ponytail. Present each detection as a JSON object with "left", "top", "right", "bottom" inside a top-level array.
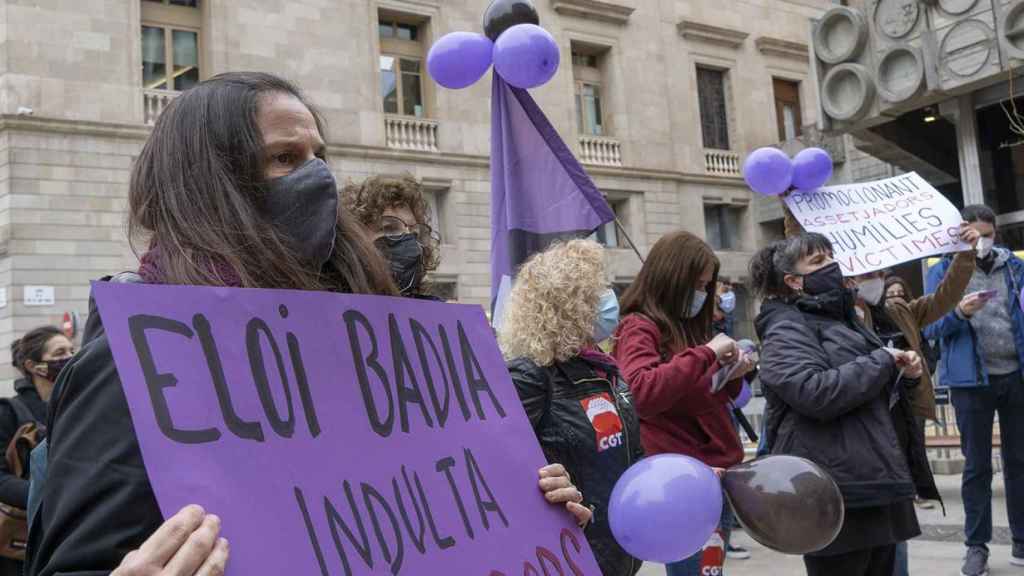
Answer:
[{"left": 752, "top": 234, "right": 927, "bottom": 576}]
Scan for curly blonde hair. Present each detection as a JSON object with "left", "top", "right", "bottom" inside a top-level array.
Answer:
[{"left": 498, "top": 239, "right": 607, "bottom": 366}]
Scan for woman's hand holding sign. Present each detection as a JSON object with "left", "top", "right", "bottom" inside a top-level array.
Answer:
[
  {"left": 539, "top": 464, "right": 593, "bottom": 527},
  {"left": 113, "top": 506, "right": 229, "bottom": 576}
]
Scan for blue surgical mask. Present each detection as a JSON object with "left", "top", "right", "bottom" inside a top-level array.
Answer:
[
  {"left": 686, "top": 290, "right": 708, "bottom": 319},
  {"left": 719, "top": 291, "right": 736, "bottom": 313},
  {"left": 593, "top": 289, "right": 620, "bottom": 343}
]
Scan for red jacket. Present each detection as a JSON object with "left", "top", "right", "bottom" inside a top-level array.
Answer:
[{"left": 612, "top": 314, "right": 744, "bottom": 468}]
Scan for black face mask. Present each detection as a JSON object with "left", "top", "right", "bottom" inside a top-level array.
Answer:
[
  {"left": 802, "top": 262, "right": 844, "bottom": 296},
  {"left": 43, "top": 356, "right": 72, "bottom": 383},
  {"left": 375, "top": 234, "right": 423, "bottom": 294},
  {"left": 263, "top": 158, "right": 338, "bottom": 268}
]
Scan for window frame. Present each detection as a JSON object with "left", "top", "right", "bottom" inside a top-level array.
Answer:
[
  {"left": 572, "top": 48, "right": 607, "bottom": 137},
  {"left": 704, "top": 203, "right": 744, "bottom": 251},
  {"left": 592, "top": 197, "right": 628, "bottom": 248},
  {"left": 696, "top": 66, "right": 731, "bottom": 151},
  {"left": 773, "top": 78, "right": 803, "bottom": 141},
  {"left": 379, "top": 16, "right": 429, "bottom": 118},
  {"left": 141, "top": 0, "right": 202, "bottom": 93}
]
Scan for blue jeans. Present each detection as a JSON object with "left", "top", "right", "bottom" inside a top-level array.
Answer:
[
  {"left": 665, "top": 498, "right": 732, "bottom": 576},
  {"left": 892, "top": 541, "right": 907, "bottom": 576},
  {"left": 951, "top": 371, "right": 1024, "bottom": 547}
]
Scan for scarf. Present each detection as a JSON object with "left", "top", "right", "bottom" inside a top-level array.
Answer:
[{"left": 138, "top": 245, "right": 243, "bottom": 287}]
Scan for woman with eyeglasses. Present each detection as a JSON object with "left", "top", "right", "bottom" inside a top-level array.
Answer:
[{"left": 345, "top": 175, "right": 443, "bottom": 299}]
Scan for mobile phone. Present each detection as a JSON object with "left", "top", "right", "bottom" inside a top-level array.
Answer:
[{"left": 977, "top": 289, "right": 999, "bottom": 300}]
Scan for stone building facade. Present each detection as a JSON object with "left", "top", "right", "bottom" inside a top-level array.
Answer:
[{"left": 0, "top": 0, "right": 838, "bottom": 389}]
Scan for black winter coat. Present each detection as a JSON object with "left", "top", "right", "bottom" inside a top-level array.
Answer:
[
  {"left": 26, "top": 273, "right": 162, "bottom": 576},
  {"left": 756, "top": 289, "right": 940, "bottom": 510},
  {"left": 507, "top": 355, "right": 643, "bottom": 576}
]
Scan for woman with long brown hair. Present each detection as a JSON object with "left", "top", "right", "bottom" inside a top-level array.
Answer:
[
  {"left": 612, "top": 231, "right": 753, "bottom": 576},
  {"left": 26, "top": 72, "right": 588, "bottom": 576}
]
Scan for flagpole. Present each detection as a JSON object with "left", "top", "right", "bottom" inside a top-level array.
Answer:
[{"left": 615, "top": 219, "right": 645, "bottom": 263}]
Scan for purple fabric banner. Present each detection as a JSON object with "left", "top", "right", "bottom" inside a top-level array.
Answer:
[
  {"left": 490, "top": 75, "right": 615, "bottom": 321},
  {"left": 91, "top": 282, "right": 601, "bottom": 575}
]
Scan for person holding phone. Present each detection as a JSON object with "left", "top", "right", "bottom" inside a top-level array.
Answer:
[{"left": 925, "top": 205, "right": 1024, "bottom": 576}]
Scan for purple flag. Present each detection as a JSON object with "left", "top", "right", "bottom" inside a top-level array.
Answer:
[
  {"left": 91, "top": 282, "right": 602, "bottom": 575},
  {"left": 490, "top": 75, "right": 614, "bottom": 323}
]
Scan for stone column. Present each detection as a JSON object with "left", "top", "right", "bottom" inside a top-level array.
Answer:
[{"left": 956, "top": 93, "right": 986, "bottom": 206}]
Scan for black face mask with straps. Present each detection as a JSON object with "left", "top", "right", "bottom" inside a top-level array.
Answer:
[{"left": 375, "top": 233, "right": 423, "bottom": 294}]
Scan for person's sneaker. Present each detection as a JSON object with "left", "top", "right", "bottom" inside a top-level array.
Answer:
[
  {"left": 962, "top": 546, "right": 989, "bottom": 576},
  {"left": 1012, "top": 541, "right": 1024, "bottom": 566},
  {"left": 726, "top": 544, "right": 751, "bottom": 560}
]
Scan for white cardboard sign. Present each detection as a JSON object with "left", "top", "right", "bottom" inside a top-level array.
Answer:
[{"left": 783, "top": 172, "right": 967, "bottom": 275}]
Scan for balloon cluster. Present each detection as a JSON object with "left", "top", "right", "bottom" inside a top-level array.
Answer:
[
  {"left": 742, "top": 146, "right": 834, "bottom": 197},
  {"left": 608, "top": 454, "right": 844, "bottom": 562},
  {"left": 427, "top": 0, "right": 560, "bottom": 90}
]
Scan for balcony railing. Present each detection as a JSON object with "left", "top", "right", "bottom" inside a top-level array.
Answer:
[
  {"left": 385, "top": 116, "right": 439, "bottom": 153},
  {"left": 704, "top": 149, "right": 742, "bottom": 177},
  {"left": 143, "top": 89, "right": 179, "bottom": 125},
  {"left": 579, "top": 136, "right": 622, "bottom": 167}
]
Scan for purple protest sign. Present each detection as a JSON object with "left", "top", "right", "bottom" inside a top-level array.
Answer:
[{"left": 91, "top": 282, "right": 601, "bottom": 575}]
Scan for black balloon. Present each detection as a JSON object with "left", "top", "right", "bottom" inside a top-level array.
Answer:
[
  {"left": 482, "top": 0, "right": 540, "bottom": 41},
  {"left": 722, "top": 455, "right": 845, "bottom": 555}
]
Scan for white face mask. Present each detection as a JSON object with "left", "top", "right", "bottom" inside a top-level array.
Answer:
[
  {"left": 977, "top": 237, "right": 994, "bottom": 259},
  {"left": 686, "top": 290, "right": 708, "bottom": 318},
  {"left": 719, "top": 291, "right": 736, "bottom": 313},
  {"left": 857, "top": 277, "right": 885, "bottom": 306}
]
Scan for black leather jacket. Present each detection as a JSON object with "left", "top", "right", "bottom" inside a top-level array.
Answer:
[{"left": 507, "top": 355, "right": 644, "bottom": 576}]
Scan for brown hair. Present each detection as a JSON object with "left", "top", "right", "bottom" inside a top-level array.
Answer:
[
  {"left": 620, "top": 231, "right": 720, "bottom": 353},
  {"left": 343, "top": 174, "right": 441, "bottom": 284},
  {"left": 15, "top": 326, "right": 62, "bottom": 375},
  {"left": 885, "top": 275, "right": 912, "bottom": 298},
  {"left": 129, "top": 72, "right": 396, "bottom": 295}
]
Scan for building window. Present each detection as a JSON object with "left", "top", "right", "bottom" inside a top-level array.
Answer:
[
  {"left": 704, "top": 204, "right": 743, "bottom": 251},
  {"left": 573, "top": 47, "right": 606, "bottom": 136},
  {"left": 423, "top": 188, "right": 448, "bottom": 244},
  {"left": 141, "top": 0, "right": 201, "bottom": 92},
  {"left": 773, "top": 79, "right": 803, "bottom": 141},
  {"left": 697, "top": 67, "right": 730, "bottom": 150},
  {"left": 379, "top": 16, "right": 427, "bottom": 118},
  {"left": 591, "top": 198, "right": 627, "bottom": 248}
]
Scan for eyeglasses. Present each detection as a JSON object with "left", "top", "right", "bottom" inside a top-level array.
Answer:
[{"left": 379, "top": 215, "right": 439, "bottom": 243}]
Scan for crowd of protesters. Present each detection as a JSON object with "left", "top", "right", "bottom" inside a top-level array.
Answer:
[{"left": 0, "top": 71, "right": 1015, "bottom": 576}]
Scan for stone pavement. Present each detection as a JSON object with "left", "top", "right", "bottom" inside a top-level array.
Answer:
[{"left": 637, "top": 472, "right": 1022, "bottom": 575}]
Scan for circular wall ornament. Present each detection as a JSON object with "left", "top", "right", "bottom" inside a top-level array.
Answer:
[
  {"left": 1003, "top": 1, "right": 1024, "bottom": 59},
  {"left": 821, "top": 63, "right": 876, "bottom": 122},
  {"left": 875, "top": 0, "right": 920, "bottom": 39},
  {"left": 937, "top": 0, "right": 979, "bottom": 16},
  {"left": 814, "top": 7, "right": 868, "bottom": 64},
  {"left": 940, "top": 19, "right": 994, "bottom": 79},
  {"left": 876, "top": 44, "right": 925, "bottom": 102}
]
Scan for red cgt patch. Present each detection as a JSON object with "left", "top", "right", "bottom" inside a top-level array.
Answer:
[{"left": 580, "top": 393, "right": 624, "bottom": 452}]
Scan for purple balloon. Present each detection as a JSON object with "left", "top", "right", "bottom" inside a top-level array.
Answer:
[
  {"left": 791, "top": 147, "right": 834, "bottom": 191},
  {"left": 493, "top": 24, "right": 560, "bottom": 89},
  {"left": 742, "top": 147, "right": 793, "bottom": 196},
  {"left": 427, "top": 32, "right": 494, "bottom": 90},
  {"left": 609, "top": 454, "right": 722, "bottom": 563},
  {"left": 733, "top": 380, "right": 753, "bottom": 409}
]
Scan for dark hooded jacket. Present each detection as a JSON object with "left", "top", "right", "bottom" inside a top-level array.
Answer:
[
  {"left": 26, "top": 273, "right": 162, "bottom": 576},
  {"left": 756, "top": 288, "right": 940, "bottom": 511}
]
